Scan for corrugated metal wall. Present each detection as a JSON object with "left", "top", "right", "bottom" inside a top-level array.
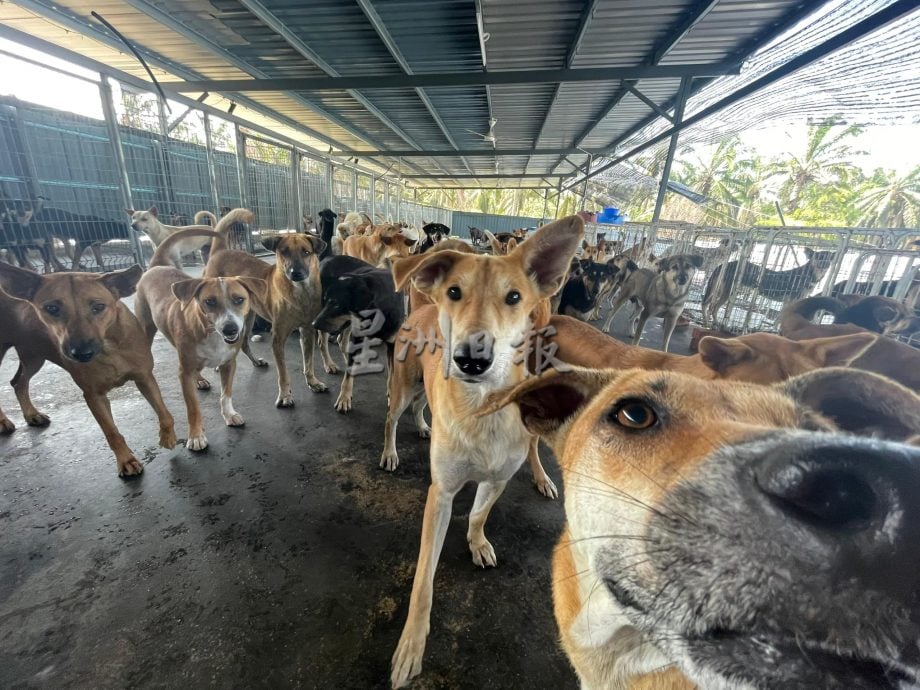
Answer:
[{"left": 450, "top": 212, "right": 547, "bottom": 238}]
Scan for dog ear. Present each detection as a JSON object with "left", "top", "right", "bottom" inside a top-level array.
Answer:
[
  {"left": 780, "top": 367, "right": 920, "bottom": 442},
  {"left": 797, "top": 332, "right": 877, "bottom": 367},
  {"left": 515, "top": 216, "right": 585, "bottom": 297},
  {"left": 803, "top": 247, "right": 814, "bottom": 260},
  {"left": 307, "top": 234, "right": 327, "bottom": 255},
  {"left": 171, "top": 279, "right": 205, "bottom": 306},
  {"left": 698, "top": 336, "right": 753, "bottom": 376},
  {"left": 507, "top": 237, "right": 518, "bottom": 252},
  {"left": 656, "top": 257, "right": 670, "bottom": 273},
  {"left": 262, "top": 236, "right": 281, "bottom": 252},
  {"left": 99, "top": 265, "right": 143, "bottom": 298},
  {"left": 235, "top": 277, "right": 268, "bottom": 305},
  {"left": 627, "top": 260, "right": 639, "bottom": 272},
  {"left": 478, "top": 367, "right": 616, "bottom": 446},
  {"left": 391, "top": 251, "right": 462, "bottom": 293},
  {"left": 125, "top": 208, "right": 135, "bottom": 216},
  {"left": 0, "top": 261, "right": 45, "bottom": 301},
  {"left": 688, "top": 254, "right": 704, "bottom": 269},
  {"left": 149, "top": 206, "right": 158, "bottom": 218},
  {"left": 485, "top": 231, "right": 502, "bottom": 255}
]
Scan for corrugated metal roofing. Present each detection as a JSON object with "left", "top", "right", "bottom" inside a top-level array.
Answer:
[{"left": 0, "top": 0, "right": 843, "bottom": 187}]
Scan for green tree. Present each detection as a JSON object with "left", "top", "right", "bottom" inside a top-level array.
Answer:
[{"left": 855, "top": 166, "right": 920, "bottom": 228}]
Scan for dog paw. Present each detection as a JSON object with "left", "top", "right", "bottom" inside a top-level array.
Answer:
[
  {"left": 117, "top": 455, "right": 145, "bottom": 477},
  {"left": 276, "top": 395, "right": 295, "bottom": 408},
  {"left": 224, "top": 414, "right": 245, "bottom": 427},
  {"left": 0, "top": 417, "right": 15, "bottom": 434},
  {"left": 25, "top": 412, "right": 51, "bottom": 427},
  {"left": 391, "top": 629, "right": 427, "bottom": 689},
  {"left": 334, "top": 393, "right": 352, "bottom": 413},
  {"left": 186, "top": 434, "right": 209, "bottom": 452},
  {"left": 196, "top": 377, "right": 211, "bottom": 391},
  {"left": 324, "top": 362, "right": 340, "bottom": 375},
  {"left": 251, "top": 334, "right": 264, "bottom": 343},
  {"left": 534, "top": 475, "right": 558, "bottom": 500},
  {"left": 159, "top": 427, "right": 177, "bottom": 449},
  {"left": 253, "top": 358, "right": 268, "bottom": 368},
  {"left": 469, "top": 538, "right": 498, "bottom": 568},
  {"left": 417, "top": 426, "right": 431, "bottom": 439},
  {"left": 379, "top": 451, "right": 400, "bottom": 472},
  {"left": 308, "top": 380, "right": 328, "bottom": 393}
]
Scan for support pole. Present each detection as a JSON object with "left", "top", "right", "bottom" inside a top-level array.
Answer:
[
  {"left": 326, "top": 161, "right": 334, "bottom": 210},
  {"left": 156, "top": 96, "right": 179, "bottom": 216},
  {"left": 351, "top": 168, "right": 358, "bottom": 211},
  {"left": 99, "top": 76, "right": 146, "bottom": 269},
  {"left": 370, "top": 175, "right": 376, "bottom": 219},
  {"left": 291, "top": 148, "right": 302, "bottom": 229},
  {"left": 203, "top": 113, "right": 221, "bottom": 212},
  {"left": 234, "top": 124, "right": 253, "bottom": 252},
  {"left": 651, "top": 76, "right": 692, "bottom": 226},
  {"left": 554, "top": 182, "right": 562, "bottom": 219},
  {"left": 580, "top": 153, "right": 592, "bottom": 212},
  {"left": 541, "top": 187, "right": 549, "bottom": 222}
]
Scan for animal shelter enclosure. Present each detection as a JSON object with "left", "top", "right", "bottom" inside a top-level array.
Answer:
[{"left": 2, "top": 0, "right": 920, "bottom": 689}]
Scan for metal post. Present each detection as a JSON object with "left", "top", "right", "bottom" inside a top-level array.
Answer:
[
  {"left": 326, "top": 161, "right": 334, "bottom": 210},
  {"left": 370, "top": 175, "right": 376, "bottom": 219},
  {"left": 580, "top": 153, "right": 592, "bottom": 211},
  {"left": 202, "top": 113, "right": 221, "bottom": 211},
  {"left": 351, "top": 169, "right": 358, "bottom": 211},
  {"left": 156, "top": 96, "right": 179, "bottom": 216},
  {"left": 384, "top": 182, "right": 390, "bottom": 220},
  {"left": 541, "top": 188, "right": 549, "bottom": 222},
  {"left": 396, "top": 183, "right": 401, "bottom": 221},
  {"left": 553, "top": 182, "right": 562, "bottom": 219},
  {"left": 291, "top": 148, "right": 302, "bottom": 229},
  {"left": 234, "top": 124, "right": 253, "bottom": 252},
  {"left": 99, "top": 76, "right": 146, "bottom": 268},
  {"left": 651, "top": 76, "right": 692, "bottom": 226}
]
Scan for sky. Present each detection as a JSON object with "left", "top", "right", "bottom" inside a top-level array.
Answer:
[{"left": 1, "top": 37, "right": 918, "bottom": 177}]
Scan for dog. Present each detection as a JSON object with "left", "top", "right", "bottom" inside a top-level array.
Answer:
[
  {"left": 592, "top": 254, "right": 639, "bottom": 320},
  {"left": 316, "top": 208, "right": 337, "bottom": 259},
  {"left": 0, "top": 262, "right": 176, "bottom": 476},
  {"left": 204, "top": 210, "right": 334, "bottom": 406},
  {"left": 0, "top": 199, "right": 65, "bottom": 272},
  {"left": 417, "top": 223, "right": 451, "bottom": 253},
  {"left": 134, "top": 218, "right": 265, "bottom": 451},
  {"left": 24, "top": 197, "right": 126, "bottom": 270},
  {"left": 547, "top": 313, "right": 876, "bottom": 385},
  {"left": 663, "top": 236, "right": 740, "bottom": 272},
  {"left": 580, "top": 238, "right": 610, "bottom": 263},
  {"left": 780, "top": 296, "right": 920, "bottom": 390},
  {"left": 468, "top": 226, "right": 486, "bottom": 246},
  {"left": 603, "top": 254, "right": 704, "bottom": 351},
  {"left": 128, "top": 206, "right": 220, "bottom": 269},
  {"left": 343, "top": 223, "right": 416, "bottom": 268},
  {"left": 558, "top": 260, "right": 620, "bottom": 321},
  {"left": 312, "top": 255, "right": 405, "bottom": 413},
  {"left": 703, "top": 248, "right": 836, "bottom": 327},
  {"left": 484, "top": 230, "right": 517, "bottom": 256},
  {"left": 799, "top": 294, "right": 916, "bottom": 335},
  {"left": 407, "top": 240, "right": 476, "bottom": 315},
  {"left": 383, "top": 216, "right": 584, "bottom": 688},
  {"left": 483, "top": 364, "right": 920, "bottom": 689}
]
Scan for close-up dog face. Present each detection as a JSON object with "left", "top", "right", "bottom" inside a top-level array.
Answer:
[
  {"left": 487, "top": 366, "right": 920, "bottom": 689},
  {"left": 393, "top": 216, "right": 583, "bottom": 383},
  {"left": 581, "top": 261, "right": 617, "bottom": 297},
  {"left": 172, "top": 276, "right": 265, "bottom": 344},
  {"left": 262, "top": 233, "right": 325, "bottom": 282},
  {"left": 657, "top": 253, "right": 704, "bottom": 287},
  {"left": 0, "top": 263, "right": 142, "bottom": 363}
]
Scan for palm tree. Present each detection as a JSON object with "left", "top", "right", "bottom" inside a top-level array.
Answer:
[
  {"left": 856, "top": 166, "right": 920, "bottom": 228},
  {"left": 676, "top": 136, "right": 745, "bottom": 225}
]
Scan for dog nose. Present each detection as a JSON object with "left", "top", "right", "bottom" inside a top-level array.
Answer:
[
  {"left": 452, "top": 338, "right": 494, "bottom": 377},
  {"left": 221, "top": 323, "right": 239, "bottom": 338},
  {"left": 753, "top": 437, "right": 920, "bottom": 589},
  {"left": 67, "top": 340, "right": 98, "bottom": 363},
  {"left": 290, "top": 269, "right": 307, "bottom": 282}
]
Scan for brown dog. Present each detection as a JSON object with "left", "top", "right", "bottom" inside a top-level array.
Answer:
[
  {"left": 407, "top": 239, "right": 476, "bottom": 314},
  {"left": 780, "top": 296, "right": 920, "bottom": 390},
  {"left": 0, "top": 262, "right": 176, "bottom": 476},
  {"left": 343, "top": 223, "right": 416, "bottom": 267},
  {"left": 205, "top": 216, "right": 333, "bottom": 406},
  {"left": 385, "top": 216, "right": 584, "bottom": 687},
  {"left": 135, "top": 219, "right": 267, "bottom": 451},
  {"left": 485, "top": 365, "right": 920, "bottom": 689}
]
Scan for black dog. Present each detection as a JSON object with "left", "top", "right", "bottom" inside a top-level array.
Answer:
[
  {"left": 316, "top": 209, "right": 338, "bottom": 260},
  {"left": 418, "top": 223, "right": 451, "bottom": 253},
  {"left": 313, "top": 255, "right": 405, "bottom": 413},
  {"left": 0, "top": 199, "right": 64, "bottom": 272},
  {"left": 558, "top": 260, "right": 619, "bottom": 320},
  {"left": 468, "top": 226, "right": 485, "bottom": 246},
  {"left": 27, "top": 197, "right": 127, "bottom": 270}
]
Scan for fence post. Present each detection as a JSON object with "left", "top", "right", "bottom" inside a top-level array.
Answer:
[
  {"left": 370, "top": 175, "right": 376, "bottom": 220},
  {"left": 99, "top": 76, "right": 146, "bottom": 269},
  {"left": 203, "top": 113, "right": 221, "bottom": 212},
  {"left": 291, "top": 148, "right": 302, "bottom": 229},
  {"left": 326, "top": 161, "right": 334, "bottom": 210},
  {"left": 155, "top": 97, "right": 179, "bottom": 216},
  {"left": 234, "top": 124, "right": 253, "bottom": 252},
  {"left": 351, "top": 168, "right": 358, "bottom": 211}
]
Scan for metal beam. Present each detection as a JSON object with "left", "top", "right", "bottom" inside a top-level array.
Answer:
[
  {"left": 168, "top": 61, "right": 741, "bottom": 93},
  {"left": 564, "top": 0, "right": 919, "bottom": 191},
  {"left": 622, "top": 83, "right": 674, "bottom": 122},
  {"left": 651, "top": 0, "right": 721, "bottom": 64},
  {"left": 651, "top": 77, "right": 691, "bottom": 223},
  {"left": 401, "top": 173, "right": 570, "bottom": 180}
]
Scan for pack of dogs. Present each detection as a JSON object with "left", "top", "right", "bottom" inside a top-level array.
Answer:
[{"left": 2, "top": 209, "right": 919, "bottom": 690}]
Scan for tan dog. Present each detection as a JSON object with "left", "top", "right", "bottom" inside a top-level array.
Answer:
[
  {"left": 0, "top": 262, "right": 176, "bottom": 476},
  {"left": 384, "top": 216, "right": 584, "bottom": 687},
  {"left": 135, "top": 220, "right": 266, "bottom": 451},
  {"left": 128, "top": 206, "right": 216, "bottom": 269},
  {"left": 485, "top": 230, "right": 518, "bottom": 256},
  {"left": 780, "top": 296, "right": 920, "bottom": 390},
  {"left": 485, "top": 365, "right": 920, "bottom": 689},
  {"left": 343, "top": 223, "right": 416, "bottom": 267},
  {"left": 205, "top": 213, "right": 333, "bottom": 406},
  {"left": 548, "top": 314, "right": 877, "bottom": 384},
  {"left": 407, "top": 239, "right": 476, "bottom": 314}
]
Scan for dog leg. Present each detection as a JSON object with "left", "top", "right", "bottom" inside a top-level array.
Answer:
[
  {"left": 317, "top": 329, "right": 339, "bottom": 374},
  {"left": 603, "top": 293, "right": 629, "bottom": 333},
  {"left": 526, "top": 435, "right": 557, "bottom": 499},
  {"left": 272, "top": 329, "right": 295, "bottom": 407},
  {"left": 0, "top": 344, "right": 19, "bottom": 433},
  {"left": 218, "top": 358, "right": 245, "bottom": 427},
  {"left": 180, "top": 365, "right": 208, "bottom": 451},
  {"left": 11, "top": 352, "right": 50, "bottom": 428},
  {"left": 335, "top": 370, "right": 354, "bottom": 414},
  {"left": 241, "top": 313, "right": 267, "bottom": 368},
  {"left": 90, "top": 243, "right": 105, "bottom": 270},
  {"left": 298, "top": 325, "right": 328, "bottom": 393},
  {"left": 467, "top": 479, "right": 508, "bottom": 567},
  {"left": 134, "top": 371, "right": 177, "bottom": 449},
  {"left": 631, "top": 307, "right": 652, "bottom": 346},
  {"left": 391, "top": 483, "right": 457, "bottom": 688},
  {"left": 70, "top": 242, "right": 88, "bottom": 271},
  {"left": 412, "top": 392, "right": 430, "bottom": 438},
  {"left": 660, "top": 312, "right": 678, "bottom": 353},
  {"left": 82, "top": 390, "right": 143, "bottom": 476},
  {"left": 380, "top": 376, "right": 415, "bottom": 472}
]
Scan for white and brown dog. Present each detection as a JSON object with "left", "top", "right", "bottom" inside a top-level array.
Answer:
[{"left": 128, "top": 206, "right": 220, "bottom": 269}]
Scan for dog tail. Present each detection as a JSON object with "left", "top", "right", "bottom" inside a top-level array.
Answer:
[
  {"left": 194, "top": 210, "right": 218, "bottom": 227},
  {"left": 208, "top": 208, "right": 256, "bottom": 257},
  {"left": 779, "top": 296, "right": 846, "bottom": 334},
  {"left": 150, "top": 228, "right": 221, "bottom": 268}
]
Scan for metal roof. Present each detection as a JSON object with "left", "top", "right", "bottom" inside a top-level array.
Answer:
[{"left": 0, "top": 0, "right": 913, "bottom": 188}]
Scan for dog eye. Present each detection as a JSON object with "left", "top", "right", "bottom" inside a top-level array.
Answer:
[
  {"left": 232, "top": 296, "right": 245, "bottom": 305},
  {"left": 447, "top": 286, "right": 462, "bottom": 301},
  {"left": 204, "top": 297, "right": 217, "bottom": 308},
  {"left": 505, "top": 290, "right": 521, "bottom": 305},
  {"left": 43, "top": 303, "right": 60, "bottom": 317},
  {"left": 610, "top": 400, "right": 658, "bottom": 430},
  {"left": 91, "top": 303, "right": 106, "bottom": 314},
  {"left": 302, "top": 248, "right": 310, "bottom": 256}
]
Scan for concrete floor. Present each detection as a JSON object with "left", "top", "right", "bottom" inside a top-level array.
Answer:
[{"left": 0, "top": 281, "right": 689, "bottom": 689}]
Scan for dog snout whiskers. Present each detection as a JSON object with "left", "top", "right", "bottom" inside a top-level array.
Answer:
[{"left": 66, "top": 339, "right": 99, "bottom": 363}]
